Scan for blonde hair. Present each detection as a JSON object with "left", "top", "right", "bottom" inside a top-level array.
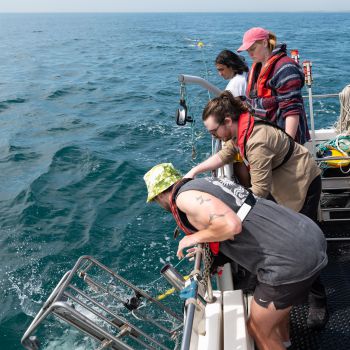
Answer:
[
  {"left": 253, "top": 32, "right": 277, "bottom": 53},
  {"left": 267, "top": 32, "right": 277, "bottom": 51}
]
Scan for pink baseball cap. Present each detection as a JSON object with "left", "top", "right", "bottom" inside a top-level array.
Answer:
[{"left": 237, "top": 27, "right": 269, "bottom": 52}]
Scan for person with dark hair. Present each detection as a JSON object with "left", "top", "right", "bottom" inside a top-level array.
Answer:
[
  {"left": 185, "top": 91, "right": 320, "bottom": 217},
  {"left": 184, "top": 91, "right": 328, "bottom": 328},
  {"left": 215, "top": 49, "right": 249, "bottom": 97},
  {"left": 144, "top": 163, "right": 327, "bottom": 350},
  {"left": 237, "top": 27, "right": 310, "bottom": 145},
  {"left": 215, "top": 49, "right": 250, "bottom": 186}
]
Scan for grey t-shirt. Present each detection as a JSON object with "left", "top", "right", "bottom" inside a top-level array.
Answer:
[{"left": 178, "top": 177, "right": 327, "bottom": 286}]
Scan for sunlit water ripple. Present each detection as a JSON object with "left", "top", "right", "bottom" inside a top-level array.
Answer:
[{"left": 0, "top": 12, "right": 349, "bottom": 349}]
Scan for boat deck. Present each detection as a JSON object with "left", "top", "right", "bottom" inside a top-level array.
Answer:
[{"left": 290, "top": 224, "right": 350, "bottom": 350}]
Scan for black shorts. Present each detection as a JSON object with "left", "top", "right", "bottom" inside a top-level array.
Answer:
[{"left": 254, "top": 273, "right": 319, "bottom": 310}]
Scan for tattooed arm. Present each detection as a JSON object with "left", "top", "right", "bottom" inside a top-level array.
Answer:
[{"left": 175, "top": 190, "right": 242, "bottom": 258}]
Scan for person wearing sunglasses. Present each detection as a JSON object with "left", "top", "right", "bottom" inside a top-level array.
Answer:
[{"left": 184, "top": 91, "right": 328, "bottom": 329}]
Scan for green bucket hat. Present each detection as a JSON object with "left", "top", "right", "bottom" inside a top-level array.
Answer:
[{"left": 144, "top": 163, "right": 182, "bottom": 202}]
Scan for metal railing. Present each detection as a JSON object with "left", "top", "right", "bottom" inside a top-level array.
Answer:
[
  {"left": 176, "top": 74, "right": 350, "bottom": 230},
  {"left": 179, "top": 243, "right": 213, "bottom": 350},
  {"left": 178, "top": 75, "right": 222, "bottom": 97}
]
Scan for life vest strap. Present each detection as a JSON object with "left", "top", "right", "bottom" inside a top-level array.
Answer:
[
  {"left": 254, "top": 120, "right": 295, "bottom": 170},
  {"left": 236, "top": 192, "right": 256, "bottom": 221}
]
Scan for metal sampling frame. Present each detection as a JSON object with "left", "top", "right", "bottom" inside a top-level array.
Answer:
[{"left": 21, "top": 256, "right": 183, "bottom": 350}]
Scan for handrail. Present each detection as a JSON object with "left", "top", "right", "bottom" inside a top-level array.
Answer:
[
  {"left": 303, "top": 93, "right": 339, "bottom": 99},
  {"left": 177, "top": 73, "right": 347, "bottom": 159},
  {"left": 178, "top": 73, "right": 341, "bottom": 101},
  {"left": 178, "top": 74, "right": 222, "bottom": 97}
]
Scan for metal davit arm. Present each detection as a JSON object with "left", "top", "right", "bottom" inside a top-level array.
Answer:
[
  {"left": 177, "top": 75, "right": 233, "bottom": 180},
  {"left": 178, "top": 75, "right": 222, "bottom": 97}
]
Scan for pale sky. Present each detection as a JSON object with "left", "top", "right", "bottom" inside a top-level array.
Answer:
[{"left": 0, "top": 0, "right": 349, "bottom": 13}]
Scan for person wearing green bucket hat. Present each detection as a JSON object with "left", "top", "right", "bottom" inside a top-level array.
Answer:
[
  {"left": 144, "top": 163, "right": 182, "bottom": 203},
  {"left": 144, "top": 163, "right": 327, "bottom": 349}
]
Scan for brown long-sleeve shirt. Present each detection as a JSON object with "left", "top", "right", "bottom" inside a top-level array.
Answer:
[{"left": 218, "top": 124, "right": 320, "bottom": 212}]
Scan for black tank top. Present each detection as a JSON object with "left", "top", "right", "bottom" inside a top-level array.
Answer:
[{"left": 176, "top": 177, "right": 327, "bottom": 286}]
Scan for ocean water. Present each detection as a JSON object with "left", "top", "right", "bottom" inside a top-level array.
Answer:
[{"left": 0, "top": 12, "right": 349, "bottom": 349}]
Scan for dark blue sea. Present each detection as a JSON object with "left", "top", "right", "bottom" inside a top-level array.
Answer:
[{"left": 0, "top": 12, "right": 349, "bottom": 349}]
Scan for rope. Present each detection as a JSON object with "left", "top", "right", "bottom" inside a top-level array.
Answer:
[
  {"left": 335, "top": 85, "right": 350, "bottom": 134},
  {"left": 179, "top": 40, "right": 215, "bottom": 162},
  {"left": 317, "top": 134, "right": 350, "bottom": 174},
  {"left": 199, "top": 47, "right": 211, "bottom": 101},
  {"left": 334, "top": 135, "right": 350, "bottom": 174}
]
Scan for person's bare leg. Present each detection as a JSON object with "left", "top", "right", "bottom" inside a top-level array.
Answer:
[{"left": 247, "top": 298, "right": 291, "bottom": 350}]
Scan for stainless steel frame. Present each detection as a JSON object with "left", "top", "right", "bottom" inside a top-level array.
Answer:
[{"left": 21, "top": 256, "right": 182, "bottom": 350}]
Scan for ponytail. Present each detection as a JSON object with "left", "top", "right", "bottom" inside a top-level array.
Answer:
[
  {"left": 202, "top": 91, "right": 248, "bottom": 123},
  {"left": 267, "top": 32, "right": 277, "bottom": 51}
]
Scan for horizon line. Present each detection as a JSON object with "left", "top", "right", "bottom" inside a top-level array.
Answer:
[{"left": 0, "top": 10, "right": 349, "bottom": 14}]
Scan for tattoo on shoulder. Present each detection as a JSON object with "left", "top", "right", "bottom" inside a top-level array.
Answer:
[
  {"left": 196, "top": 195, "right": 211, "bottom": 205},
  {"left": 209, "top": 212, "right": 227, "bottom": 223}
]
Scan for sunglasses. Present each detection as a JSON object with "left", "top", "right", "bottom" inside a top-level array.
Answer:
[{"left": 208, "top": 122, "right": 224, "bottom": 137}]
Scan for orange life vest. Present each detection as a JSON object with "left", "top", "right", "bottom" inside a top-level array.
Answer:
[
  {"left": 246, "top": 52, "right": 285, "bottom": 98},
  {"left": 237, "top": 112, "right": 255, "bottom": 163},
  {"left": 237, "top": 112, "right": 295, "bottom": 170}
]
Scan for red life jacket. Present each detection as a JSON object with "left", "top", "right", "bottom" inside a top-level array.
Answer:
[
  {"left": 169, "top": 178, "right": 220, "bottom": 255},
  {"left": 237, "top": 112, "right": 255, "bottom": 163},
  {"left": 246, "top": 52, "right": 285, "bottom": 98},
  {"left": 237, "top": 112, "right": 296, "bottom": 170}
]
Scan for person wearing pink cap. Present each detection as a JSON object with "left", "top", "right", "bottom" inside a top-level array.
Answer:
[
  {"left": 237, "top": 27, "right": 310, "bottom": 145},
  {"left": 237, "top": 27, "right": 328, "bottom": 331}
]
